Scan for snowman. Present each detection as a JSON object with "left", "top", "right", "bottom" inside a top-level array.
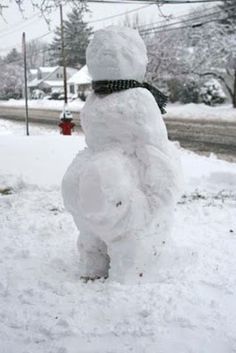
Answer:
[{"left": 62, "top": 26, "right": 182, "bottom": 284}]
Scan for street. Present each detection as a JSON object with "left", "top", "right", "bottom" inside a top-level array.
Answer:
[{"left": 165, "top": 118, "right": 236, "bottom": 161}]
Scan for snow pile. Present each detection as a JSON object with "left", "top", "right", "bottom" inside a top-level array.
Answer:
[
  {"left": 0, "top": 127, "right": 236, "bottom": 352},
  {"left": 62, "top": 26, "right": 182, "bottom": 284},
  {"left": 166, "top": 103, "right": 236, "bottom": 122}
]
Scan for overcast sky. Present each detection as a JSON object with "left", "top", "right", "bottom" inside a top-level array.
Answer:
[{"left": 0, "top": 0, "right": 210, "bottom": 56}]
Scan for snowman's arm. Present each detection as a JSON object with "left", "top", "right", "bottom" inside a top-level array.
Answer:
[{"left": 136, "top": 144, "right": 182, "bottom": 209}]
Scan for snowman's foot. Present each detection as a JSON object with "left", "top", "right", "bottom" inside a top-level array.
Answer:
[
  {"left": 80, "top": 275, "right": 108, "bottom": 283},
  {"left": 78, "top": 232, "right": 110, "bottom": 282}
]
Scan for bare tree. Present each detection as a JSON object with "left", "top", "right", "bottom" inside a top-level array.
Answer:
[
  {"left": 26, "top": 40, "right": 50, "bottom": 68},
  {"left": 1, "top": 0, "right": 87, "bottom": 23},
  {"left": 144, "top": 28, "right": 185, "bottom": 87},
  {"left": 121, "top": 13, "right": 142, "bottom": 30},
  {"left": 180, "top": 21, "right": 236, "bottom": 107},
  {"left": 145, "top": 5, "right": 236, "bottom": 107}
]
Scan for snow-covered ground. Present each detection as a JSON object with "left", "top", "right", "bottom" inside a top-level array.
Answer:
[{"left": 0, "top": 121, "right": 236, "bottom": 353}]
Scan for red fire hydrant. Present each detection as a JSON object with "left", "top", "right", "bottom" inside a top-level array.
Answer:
[{"left": 59, "top": 118, "right": 75, "bottom": 135}]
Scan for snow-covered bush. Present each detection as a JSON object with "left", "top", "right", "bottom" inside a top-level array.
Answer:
[
  {"left": 167, "top": 78, "right": 200, "bottom": 104},
  {"left": 31, "top": 89, "right": 45, "bottom": 100},
  {"left": 200, "top": 79, "right": 226, "bottom": 106},
  {"left": 0, "top": 63, "right": 23, "bottom": 100}
]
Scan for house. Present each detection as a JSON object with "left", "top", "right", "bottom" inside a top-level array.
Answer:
[
  {"left": 29, "top": 69, "right": 37, "bottom": 80},
  {"left": 67, "top": 65, "right": 92, "bottom": 100},
  {"left": 28, "top": 66, "right": 78, "bottom": 98}
]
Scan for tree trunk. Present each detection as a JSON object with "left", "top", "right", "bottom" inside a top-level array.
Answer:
[{"left": 233, "top": 69, "right": 236, "bottom": 108}]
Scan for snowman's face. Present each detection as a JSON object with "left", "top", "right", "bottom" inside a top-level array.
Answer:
[{"left": 86, "top": 26, "right": 148, "bottom": 82}]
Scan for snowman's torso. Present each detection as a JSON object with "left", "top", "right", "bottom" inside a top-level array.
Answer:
[{"left": 81, "top": 88, "right": 168, "bottom": 154}]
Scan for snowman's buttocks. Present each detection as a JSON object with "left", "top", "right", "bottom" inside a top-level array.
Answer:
[{"left": 81, "top": 88, "right": 168, "bottom": 151}]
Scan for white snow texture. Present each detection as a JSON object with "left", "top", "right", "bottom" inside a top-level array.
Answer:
[{"left": 62, "top": 26, "right": 182, "bottom": 284}]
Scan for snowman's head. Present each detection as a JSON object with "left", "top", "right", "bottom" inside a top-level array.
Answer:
[{"left": 86, "top": 26, "right": 148, "bottom": 82}]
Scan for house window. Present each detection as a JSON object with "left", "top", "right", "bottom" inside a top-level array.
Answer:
[{"left": 69, "top": 85, "right": 75, "bottom": 94}]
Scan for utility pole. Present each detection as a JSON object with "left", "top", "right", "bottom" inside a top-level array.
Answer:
[
  {"left": 60, "top": 4, "right": 68, "bottom": 107},
  {"left": 58, "top": 3, "right": 74, "bottom": 130},
  {"left": 22, "top": 32, "right": 29, "bottom": 136}
]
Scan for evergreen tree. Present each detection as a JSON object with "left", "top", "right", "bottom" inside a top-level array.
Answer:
[
  {"left": 4, "top": 48, "right": 22, "bottom": 65},
  {"left": 49, "top": 6, "right": 92, "bottom": 68}
]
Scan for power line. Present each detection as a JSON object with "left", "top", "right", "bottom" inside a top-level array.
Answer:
[
  {"left": 140, "top": 9, "right": 222, "bottom": 33},
  {"left": 140, "top": 13, "right": 236, "bottom": 36},
  {"left": 0, "top": 14, "right": 43, "bottom": 39},
  {"left": 139, "top": 2, "right": 236, "bottom": 34},
  {"left": 137, "top": 4, "right": 218, "bottom": 28},
  {"left": 0, "top": 12, "right": 40, "bottom": 36},
  {"left": 85, "top": 0, "right": 229, "bottom": 3}
]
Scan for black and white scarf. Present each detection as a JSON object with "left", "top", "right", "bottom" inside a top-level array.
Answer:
[{"left": 92, "top": 79, "right": 168, "bottom": 114}]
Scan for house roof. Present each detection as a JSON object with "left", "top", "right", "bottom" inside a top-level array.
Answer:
[
  {"left": 39, "top": 66, "right": 58, "bottom": 74},
  {"left": 28, "top": 78, "right": 43, "bottom": 88},
  {"left": 29, "top": 69, "right": 37, "bottom": 75},
  {"left": 43, "top": 80, "right": 64, "bottom": 87},
  {"left": 68, "top": 65, "right": 91, "bottom": 85},
  {"left": 66, "top": 67, "right": 79, "bottom": 76},
  {"left": 28, "top": 66, "right": 79, "bottom": 89}
]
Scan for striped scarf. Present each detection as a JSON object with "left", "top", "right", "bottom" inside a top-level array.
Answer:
[{"left": 92, "top": 80, "right": 168, "bottom": 114}]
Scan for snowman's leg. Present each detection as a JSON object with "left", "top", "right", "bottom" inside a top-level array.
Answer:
[
  {"left": 108, "top": 233, "right": 164, "bottom": 284},
  {"left": 107, "top": 235, "right": 136, "bottom": 284},
  {"left": 77, "top": 231, "right": 110, "bottom": 280}
]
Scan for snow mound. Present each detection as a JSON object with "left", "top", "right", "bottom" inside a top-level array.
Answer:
[
  {"left": 166, "top": 103, "right": 236, "bottom": 122},
  {"left": 0, "top": 174, "right": 25, "bottom": 194}
]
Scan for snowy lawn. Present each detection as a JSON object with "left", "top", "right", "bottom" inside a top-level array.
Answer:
[{"left": 0, "top": 122, "right": 236, "bottom": 353}]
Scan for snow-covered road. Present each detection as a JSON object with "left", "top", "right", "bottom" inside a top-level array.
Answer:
[
  {"left": 165, "top": 118, "right": 236, "bottom": 161},
  {"left": 0, "top": 122, "right": 236, "bottom": 353}
]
